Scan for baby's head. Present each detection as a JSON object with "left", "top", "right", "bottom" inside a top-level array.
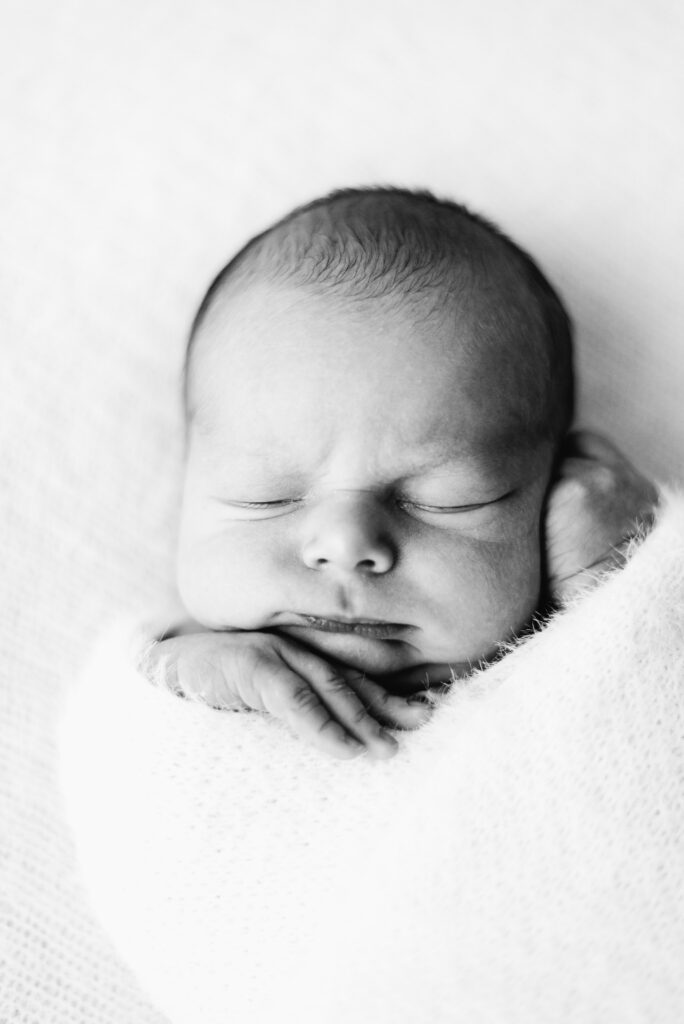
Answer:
[{"left": 177, "top": 188, "right": 573, "bottom": 692}]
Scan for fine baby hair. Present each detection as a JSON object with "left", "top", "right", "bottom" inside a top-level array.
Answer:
[{"left": 184, "top": 187, "right": 575, "bottom": 443}]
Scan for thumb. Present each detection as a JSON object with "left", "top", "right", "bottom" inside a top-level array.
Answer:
[{"left": 140, "top": 634, "right": 244, "bottom": 709}]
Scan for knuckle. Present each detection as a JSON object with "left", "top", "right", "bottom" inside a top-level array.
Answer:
[
  {"left": 289, "top": 684, "right": 321, "bottom": 714},
  {"left": 349, "top": 702, "right": 371, "bottom": 727},
  {"left": 343, "top": 668, "right": 373, "bottom": 692},
  {"left": 319, "top": 666, "right": 353, "bottom": 695},
  {"left": 316, "top": 716, "right": 345, "bottom": 738}
]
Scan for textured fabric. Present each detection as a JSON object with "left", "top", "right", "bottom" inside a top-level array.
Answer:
[
  {"left": 3, "top": 1, "right": 684, "bottom": 1021},
  {"left": 59, "top": 492, "right": 684, "bottom": 1024}
]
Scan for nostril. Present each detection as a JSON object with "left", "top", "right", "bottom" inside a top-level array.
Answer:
[
  {"left": 301, "top": 520, "right": 396, "bottom": 574},
  {"left": 310, "top": 555, "right": 377, "bottom": 571}
]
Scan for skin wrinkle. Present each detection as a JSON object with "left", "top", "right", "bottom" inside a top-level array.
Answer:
[
  {"left": 177, "top": 189, "right": 573, "bottom": 691},
  {"left": 207, "top": 444, "right": 536, "bottom": 502},
  {"left": 177, "top": 278, "right": 555, "bottom": 689}
]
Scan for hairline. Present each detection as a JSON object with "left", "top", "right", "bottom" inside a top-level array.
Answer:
[{"left": 184, "top": 187, "right": 574, "bottom": 443}]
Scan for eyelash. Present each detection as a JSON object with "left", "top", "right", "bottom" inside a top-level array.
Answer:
[
  {"left": 233, "top": 499, "right": 302, "bottom": 510},
  {"left": 228, "top": 498, "right": 495, "bottom": 514},
  {"left": 397, "top": 500, "right": 489, "bottom": 514}
]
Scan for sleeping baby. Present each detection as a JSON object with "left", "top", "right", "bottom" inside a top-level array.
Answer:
[{"left": 149, "top": 187, "right": 656, "bottom": 759}]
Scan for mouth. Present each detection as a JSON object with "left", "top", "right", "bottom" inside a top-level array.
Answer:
[{"left": 280, "top": 614, "right": 410, "bottom": 640}]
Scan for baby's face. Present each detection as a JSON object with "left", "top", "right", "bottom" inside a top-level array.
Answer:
[{"left": 178, "top": 282, "right": 554, "bottom": 693}]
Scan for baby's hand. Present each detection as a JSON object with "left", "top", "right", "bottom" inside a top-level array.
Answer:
[
  {"left": 143, "top": 630, "right": 431, "bottom": 760},
  {"left": 545, "top": 430, "right": 659, "bottom": 602}
]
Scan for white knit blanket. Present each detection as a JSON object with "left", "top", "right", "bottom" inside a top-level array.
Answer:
[
  {"left": 5, "top": 6, "right": 684, "bottom": 1020},
  {"left": 59, "top": 491, "right": 684, "bottom": 1024}
]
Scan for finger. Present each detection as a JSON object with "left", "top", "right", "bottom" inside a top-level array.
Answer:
[
  {"left": 258, "top": 667, "right": 368, "bottom": 760},
  {"left": 145, "top": 635, "right": 245, "bottom": 708},
  {"left": 277, "top": 651, "right": 399, "bottom": 759},
  {"left": 341, "top": 671, "right": 434, "bottom": 731}
]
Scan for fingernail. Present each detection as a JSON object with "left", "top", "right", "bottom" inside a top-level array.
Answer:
[
  {"left": 378, "top": 731, "right": 398, "bottom": 751},
  {"left": 346, "top": 736, "right": 364, "bottom": 748},
  {"left": 370, "top": 733, "right": 398, "bottom": 759}
]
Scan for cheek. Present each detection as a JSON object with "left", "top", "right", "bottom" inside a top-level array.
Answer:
[
  {"left": 176, "top": 525, "right": 288, "bottom": 628},
  {"left": 176, "top": 493, "right": 545, "bottom": 636},
  {"left": 406, "top": 514, "right": 543, "bottom": 636},
  {"left": 411, "top": 531, "right": 540, "bottom": 599}
]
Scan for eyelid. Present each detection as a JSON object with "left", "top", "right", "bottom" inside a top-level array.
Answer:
[
  {"left": 216, "top": 498, "right": 302, "bottom": 509},
  {"left": 397, "top": 492, "right": 511, "bottom": 514},
  {"left": 398, "top": 500, "right": 486, "bottom": 513},
  {"left": 214, "top": 491, "right": 513, "bottom": 513}
]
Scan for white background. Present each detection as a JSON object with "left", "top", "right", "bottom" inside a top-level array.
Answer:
[{"left": 1, "top": 2, "right": 682, "bottom": 1020}]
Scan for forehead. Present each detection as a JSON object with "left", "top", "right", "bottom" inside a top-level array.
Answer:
[{"left": 189, "top": 282, "right": 544, "bottom": 470}]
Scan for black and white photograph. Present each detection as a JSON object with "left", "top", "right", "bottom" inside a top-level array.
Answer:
[{"left": 2, "top": 1, "right": 684, "bottom": 1021}]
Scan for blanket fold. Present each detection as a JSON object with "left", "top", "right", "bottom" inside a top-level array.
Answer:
[{"left": 59, "top": 491, "right": 684, "bottom": 1024}]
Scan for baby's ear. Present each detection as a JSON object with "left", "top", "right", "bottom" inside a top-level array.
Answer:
[
  {"left": 550, "top": 429, "right": 618, "bottom": 483},
  {"left": 542, "top": 431, "right": 659, "bottom": 603},
  {"left": 551, "top": 429, "right": 584, "bottom": 474}
]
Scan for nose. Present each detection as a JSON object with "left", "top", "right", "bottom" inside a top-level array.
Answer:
[{"left": 300, "top": 493, "right": 396, "bottom": 575}]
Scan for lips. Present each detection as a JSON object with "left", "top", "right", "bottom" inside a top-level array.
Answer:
[{"left": 284, "top": 614, "right": 409, "bottom": 640}]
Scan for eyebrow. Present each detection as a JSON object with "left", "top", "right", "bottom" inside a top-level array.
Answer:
[
  {"left": 401, "top": 446, "right": 535, "bottom": 483},
  {"left": 200, "top": 435, "right": 540, "bottom": 487}
]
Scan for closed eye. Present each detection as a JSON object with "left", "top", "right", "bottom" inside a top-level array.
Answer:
[
  {"left": 213, "top": 491, "right": 513, "bottom": 515},
  {"left": 215, "top": 498, "right": 302, "bottom": 509},
  {"left": 398, "top": 500, "right": 486, "bottom": 513},
  {"left": 397, "top": 492, "right": 512, "bottom": 514},
  {"left": 225, "top": 499, "right": 301, "bottom": 507}
]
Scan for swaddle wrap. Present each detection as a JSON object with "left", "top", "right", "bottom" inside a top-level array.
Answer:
[{"left": 59, "top": 491, "right": 684, "bottom": 1024}]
